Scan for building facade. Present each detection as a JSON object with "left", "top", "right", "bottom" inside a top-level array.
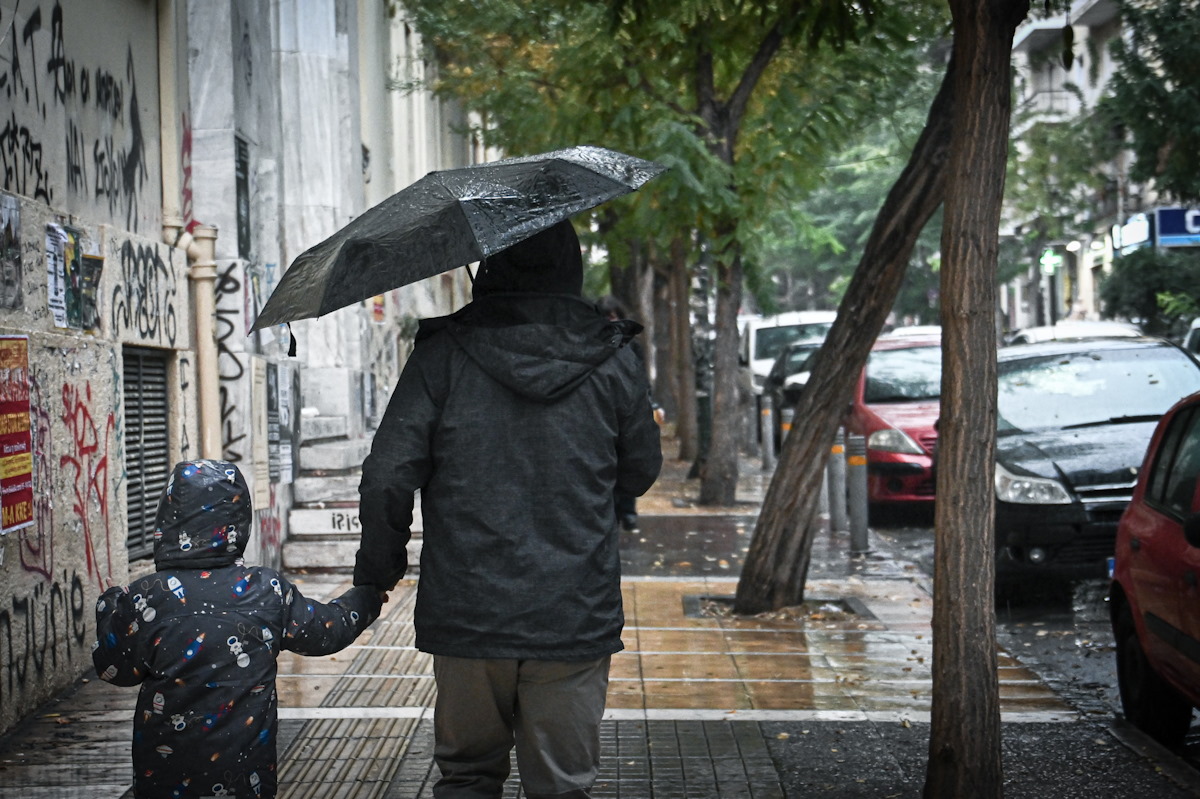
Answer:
[
  {"left": 0, "top": 0, "right": 472, "bottom": 736},
  {"left": 1003, "top": 0, "right": 1127, "bottom": 332}
]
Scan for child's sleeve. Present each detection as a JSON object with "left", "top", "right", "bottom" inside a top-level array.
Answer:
[
  {"left": 92, "top": 586, "right": 148, "bottom": 686},
  {"left": 279, "top": 580, "right": 382, "bottom": 656}
]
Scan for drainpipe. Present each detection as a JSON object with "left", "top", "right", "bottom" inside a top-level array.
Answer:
[
  {"left": 159, "top": 0, "right": 222, "bottom": 458},
  {"left": 163, "top": 219, "right": 222, "bottom": 458}
]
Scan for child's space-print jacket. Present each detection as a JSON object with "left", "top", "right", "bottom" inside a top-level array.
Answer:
[{"left": 93, "top": 460, "right": 381, "bottom": 799}]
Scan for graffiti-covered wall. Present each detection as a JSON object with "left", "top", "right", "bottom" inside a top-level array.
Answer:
[
  {"left": 0, "top": 0, "right": 474, "bottom": 739},
  {"left": 0, "top": 192, "right": 196, "bottom": 734},
  {"left": 0, "top": 0, "right": 162, "bottom": 235},
  {"left": 0, "top": 0, "right": 200, "bottom": 735}
]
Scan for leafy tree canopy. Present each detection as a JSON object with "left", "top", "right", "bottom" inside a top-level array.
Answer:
[
  {"left": 747, "top": 62, "right": 946, "bottom": 320},
  {"left": 398, "top": 0, "right": 948, "bottom": 287},
  {"left": 1098, "top": 246, "right": 1200, "bottom": 335},
  {"left": 1100, "top": 0, "right": 1200, "bottom": 204}
]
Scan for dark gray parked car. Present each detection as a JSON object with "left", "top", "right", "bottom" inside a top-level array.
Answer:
[{"left": 994, "top": 337, "right": 1200, "bottom": 586}]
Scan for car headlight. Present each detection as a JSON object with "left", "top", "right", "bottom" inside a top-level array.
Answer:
[
  {"left": 994, "top": 461, "right": 1072, "bottom": 504},
  {"left": 867, "top": 428, "right": 924, "bottom": 454}
]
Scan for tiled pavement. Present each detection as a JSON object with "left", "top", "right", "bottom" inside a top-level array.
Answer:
[
  {"left": 0, "top": 461, "right": 1077, "bottom": 797},
  {"left": 0, "top": 565, "right": 1073, "bottom": 798}
]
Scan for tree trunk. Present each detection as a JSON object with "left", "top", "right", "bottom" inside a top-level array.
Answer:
[
  {"left": 924, "top": 0, "right": 1028, "bottom": 795},
  {"left": 670, "top": 237, "right": 699, "bottom": 462},
  {"left": 652, "top": 266, "right": 676, "bottom": 421},
  {"left": 699, "top": 247, "right": 742, "bottom": 505},
  {"left": 609, "top": 239, "right": 642, "bottom": 322},
  {"left": 734, "top": 59, "right": 957, "bottom": 614}
]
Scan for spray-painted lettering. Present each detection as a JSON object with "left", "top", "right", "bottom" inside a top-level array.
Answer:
[{"left": 110, "top": 240, "right": 179, "bottom": 346}]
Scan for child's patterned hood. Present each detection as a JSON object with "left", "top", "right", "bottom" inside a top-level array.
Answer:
[{"left": 153, "top": 459, "right": 253, "bottom": 569}]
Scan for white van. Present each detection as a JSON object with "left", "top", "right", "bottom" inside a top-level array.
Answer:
[
  {"left": 740, "top": 310, "right": 837, "bottom": 393},
  {"left": 1184, "top": 317, "right": 1200, "bottom": 355}
]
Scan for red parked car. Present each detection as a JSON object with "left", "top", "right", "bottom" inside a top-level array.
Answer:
[
  {"left": 844, "top": 333, "right": 942, "bottom": 516},
  {"left": 1110, "top": 389, "right": 1200, "bottom": 746}
]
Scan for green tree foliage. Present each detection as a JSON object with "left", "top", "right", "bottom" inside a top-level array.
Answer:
[
  {"left": 1005, "top": 112, "right": 1112, "bottom": 243},
  {"left": 399, "top": 0, "right": 948, "bottom": 503},
  {"left": 1100, "top": 0, "right": 1200, "bottom": 204},
  {"left": 749, "top": 65, "right": 946, "bottom": 321},
  {"left": 400, "top": 0, "right": 945, "bottom": 279},
  {"left": 1099, "top": 246, "right": 1200, "bottom": 335}
]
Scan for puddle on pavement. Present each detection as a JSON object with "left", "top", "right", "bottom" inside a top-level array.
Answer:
[{"left": 619, "top": 514, "right": 754, "bottom": 577}]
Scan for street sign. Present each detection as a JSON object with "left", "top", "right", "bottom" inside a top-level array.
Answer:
[{"left": 1155, "top": 207, "right": 1200, "bottom": 248}]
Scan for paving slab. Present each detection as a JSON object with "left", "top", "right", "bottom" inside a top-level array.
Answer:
[{"left": 2, "top": 458, "right": 1199, "bottom": 797}]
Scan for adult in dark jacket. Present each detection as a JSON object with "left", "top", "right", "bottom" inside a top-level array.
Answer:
[
  {"left": 94, "top": 459, "right": 381, "bottom": 799},
  {"left": 354, "top": 219, "right": 662, "bottom": 798}
]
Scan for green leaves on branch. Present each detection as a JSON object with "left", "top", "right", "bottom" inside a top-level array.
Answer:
[
  {"left": 1100, "top": 0, "right": 1200, "bottom": 204},
  {"left": 397, "top": 0, "right": 947, "bottom": 287},
  {"left": 1099, "top": 247, "right": 1200, "bottom": 335}
]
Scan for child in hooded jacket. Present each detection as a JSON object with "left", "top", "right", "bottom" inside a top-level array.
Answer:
[{"left": 93, "top": 459, "right": 383, "bottom": 799}]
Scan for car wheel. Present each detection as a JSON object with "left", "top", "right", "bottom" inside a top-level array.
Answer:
[{"left": 1114, "top": 604, "right": 1194, "bottom": 747}]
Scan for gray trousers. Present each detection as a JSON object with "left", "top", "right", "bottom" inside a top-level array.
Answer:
[{"left": 431, "top": 654, "right": 611, "bottom": 799}]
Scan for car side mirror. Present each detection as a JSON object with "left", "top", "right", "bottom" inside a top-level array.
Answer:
[{"left": 1185, "top": 514, "right": 1200, "bottom": 549}]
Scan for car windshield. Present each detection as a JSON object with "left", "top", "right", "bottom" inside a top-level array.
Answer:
[
  {"left": 755, "top": 323, "right": 833, "bottom": 360},
  {"left": 782, "top": 345, "right": 820, "bottom": 375},
  {"left": 864, "top": 346, "right": 942, "bottom": 402},
  {"left": 997, "top": 347, "right": 1200, "bottom": 432}
]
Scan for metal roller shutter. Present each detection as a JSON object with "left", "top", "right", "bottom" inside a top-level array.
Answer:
[{"left": 123, "top": 347, "right": 171, "bottom": 560}]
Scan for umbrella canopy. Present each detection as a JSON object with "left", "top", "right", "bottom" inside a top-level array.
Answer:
[{"left": 251, "top": 145, "right": 667, "bottom": 331}]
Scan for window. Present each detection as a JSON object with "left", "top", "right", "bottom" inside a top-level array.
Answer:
[
  {"left": 123, "top": 347, "right": 171, "bottom": 559},
  {"left": 1147, "top": 407, "right": 1200, "bottom": 518}
]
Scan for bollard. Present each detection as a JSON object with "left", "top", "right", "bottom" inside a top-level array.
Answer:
[
  {"left": 818, "top": 460, "right": 831, "bottom": 521},
  {"left": 827, "top": 428, "right": 848, "bottom": 532},
  {"left": 846, "top": 433, "right": 870, "bottom": 554},
  {"left": 780, "top": 405, "right": 795, "bottom": 443},
  {"left": 760, "top": 400, "right": 775, "bottom": 472},
  {"left": 746, "top": 399, "right": 761, "bottom": 459}
]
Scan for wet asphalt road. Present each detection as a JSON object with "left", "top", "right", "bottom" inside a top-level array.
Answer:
[
  {"left": 875, "top": 521, "right": 1121, "bottom": 712},
  {"left": 874, "top": 516, "right": 1200, "bottom": 777},
  {"left": 618, "top": 506, "right": 1200, "bottom": 796}
]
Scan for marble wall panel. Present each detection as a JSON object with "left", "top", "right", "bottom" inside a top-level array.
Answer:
[{"left": 0, "top": 0, "right": 163, "bottom": 234}]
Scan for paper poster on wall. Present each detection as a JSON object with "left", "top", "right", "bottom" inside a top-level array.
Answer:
[
  {"left": 0, "top": 336, "right": 33, "bottom": 534},
  {"left": 1, "top": 194, "right": 22, "bottom": 310},
  {"left": 77, "top": 255, "right": 103, "bottom": 332},
  {"left": 251, "top": 357, "right": 270, "bottom": 507},
  {"left": 289, "top": 366, "right": 301, "bottom": 483},
  {"left": 45, "top": 224, "right": 101, "bottom": 333},
  {"left": 266, "top": 362, "right": 281, "bottom": 483},
  {"left": 275, "top": 363, "right": 295, "bottom": 484},
  {"left": 46, "top": 224, "right": 68, "bottom": 327}
]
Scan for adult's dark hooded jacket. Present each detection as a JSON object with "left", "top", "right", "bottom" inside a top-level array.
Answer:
[
  {"left": 94, "top": 459, "right": 381, "bottom": 799},
  {"left": 354, "top": 220, "right": 662, "bottom": 660}
]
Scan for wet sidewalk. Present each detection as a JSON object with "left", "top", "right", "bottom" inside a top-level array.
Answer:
[{"left": 1, "top": 459, "right": 1198, "bottom": 797}]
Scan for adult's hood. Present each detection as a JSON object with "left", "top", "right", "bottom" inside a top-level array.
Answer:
[
  {"left": 419, "top": 295, "right": 642, "bottom": 403},
  {"left": 153, "top": 459, "right": 253, "bottom": 569},
  {"left": 473, "top": 219, "right": 583, "bottom": 297}
]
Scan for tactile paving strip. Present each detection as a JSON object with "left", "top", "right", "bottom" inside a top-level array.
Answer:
[{"left": 279, "top": 585, "right": 433, "bottom": 799}]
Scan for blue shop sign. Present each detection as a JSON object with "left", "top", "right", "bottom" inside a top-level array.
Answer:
[{"left": 1156, "top": 208, "right": 1200, "bottom": 248}]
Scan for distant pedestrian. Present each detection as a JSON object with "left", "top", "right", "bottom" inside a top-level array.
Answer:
[
  {"left": 93, "top": 459, "right": 381, "bottom": 799},
  {"left": 355, "top": 220, "right": 663, "bottom": 798},
  {"left": 597, "top": 294, "right": 662, "bottom": 533}
]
